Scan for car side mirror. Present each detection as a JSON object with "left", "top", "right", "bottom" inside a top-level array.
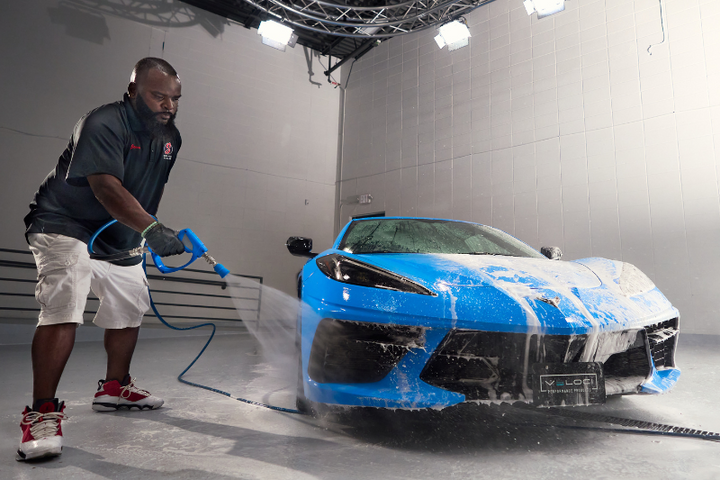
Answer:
[
  {"left": 541, "top": 246, "right": 563, "bottom": 260},
  {"left": 286, "top": 237, "right": 317, "bottom": 258}
]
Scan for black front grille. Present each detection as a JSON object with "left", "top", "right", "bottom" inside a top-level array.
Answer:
[
  {"left": 419, "top": 331, "right": 589, "bottom": 400},
  {"left": 420, "top": 331, "right": 520, "bottom": 399},
  {"left": 420, "top": 321, "right": 679, "bottom": 401},
  {"left": 308, "top": 319, "right": 425, "bottom": 384}
]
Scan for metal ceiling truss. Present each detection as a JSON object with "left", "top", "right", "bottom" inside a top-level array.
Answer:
[{"left": 242, "top": 0, "right": 492, "bottom": 39}]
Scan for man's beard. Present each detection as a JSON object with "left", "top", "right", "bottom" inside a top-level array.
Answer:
[{"left": 134, "top": 94, "right": 177, "bottom": 137}]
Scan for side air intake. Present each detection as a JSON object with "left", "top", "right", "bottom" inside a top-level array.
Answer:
[{"left": 308, "top": 319, "right": 425, "bottom": 384}]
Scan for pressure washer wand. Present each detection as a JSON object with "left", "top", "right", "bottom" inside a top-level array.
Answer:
[
  {"left": 151, "top": 228, "right": 231, "bottom": 278},
  {"left": 87, "top": 221, "right": 230, "bottom": 279}
]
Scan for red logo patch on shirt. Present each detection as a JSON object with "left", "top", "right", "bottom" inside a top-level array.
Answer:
[
  {"left": 130, "top": 144, "right": 141, "bottom": 150},
  {"left": 164, "top": 142, "right": 173, "bottom": 155}
]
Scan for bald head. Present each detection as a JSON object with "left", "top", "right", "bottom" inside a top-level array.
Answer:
[{"left": 130, "top": 57, "right": 179, "bottom": 84}]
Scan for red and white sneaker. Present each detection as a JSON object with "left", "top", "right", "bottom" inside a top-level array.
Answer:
[
  {"left": 92, "top": 376, "right": 164, "bottom": 411},
  {"left": 17, "top": 399, "right": 67, "bottom": 461}
]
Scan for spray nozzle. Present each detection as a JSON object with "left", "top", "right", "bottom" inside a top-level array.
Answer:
[{"left": 201, "top": 252, "right": 230, "bottom": 278}]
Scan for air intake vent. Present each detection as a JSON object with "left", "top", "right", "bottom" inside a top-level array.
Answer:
[
  {"left": 308, "top": 319, "right": 425, "bottom": 384},
  {"left": 645, "top": 318, "right": 679, "bottom": 368},
  {"left": 603, "top": 330, "right": 652, "bottom": 379}
]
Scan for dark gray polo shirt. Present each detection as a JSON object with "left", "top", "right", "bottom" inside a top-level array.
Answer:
[{"left": 24, "top": 94, "right": 181, "bottom": 265}]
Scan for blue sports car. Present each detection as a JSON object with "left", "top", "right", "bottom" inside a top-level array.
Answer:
[{"left": 286, "top": 217, "right": 680, "bottom": 412}]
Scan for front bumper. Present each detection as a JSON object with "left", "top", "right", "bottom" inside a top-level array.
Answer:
[{"left": 302, "top": 317, "right": 680, "bottom": 409}]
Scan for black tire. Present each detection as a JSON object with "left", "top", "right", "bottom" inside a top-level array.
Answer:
[
  {"left": 296, "top": 354, "right": 314, "bottom": 414},
  {"left": 295, "top": 290, "right": 316, "bottom": 415},
  {"left": 294, "top": 274, "right": 326, "bottom": 416}
]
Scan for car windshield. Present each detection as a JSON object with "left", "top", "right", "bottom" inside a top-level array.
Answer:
[{"left": 339, "top": 218, "right": 545, "bottom": 258}]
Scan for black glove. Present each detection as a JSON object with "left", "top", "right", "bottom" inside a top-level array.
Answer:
[{"left": 143, "top": 222, "right": 185, "bottom": 257}]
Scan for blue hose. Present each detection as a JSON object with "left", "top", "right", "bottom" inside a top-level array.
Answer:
[{"left": 89, "top": 219, "right": 301, "bottom": 415}]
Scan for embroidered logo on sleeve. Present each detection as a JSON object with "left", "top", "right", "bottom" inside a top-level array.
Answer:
[{"left": 163, "top": 142, "right": 173, "bottom": 160}]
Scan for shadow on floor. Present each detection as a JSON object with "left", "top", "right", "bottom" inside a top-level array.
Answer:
[
  {"left": 22, "top": 446, "right": 252, "bottom": 479},
  {"left": 147, "top": 401, "right": 628, "bottom": 459},
  {"left": 312, "top": 402, "right": 617, "bottom": 453}
]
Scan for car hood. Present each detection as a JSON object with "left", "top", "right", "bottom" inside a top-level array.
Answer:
[
  {"left": 352, "top": 253, "right": 602, "bottom": 290},
  {"left": 348, "top": 253, "right": 674, "bottom": 333}
]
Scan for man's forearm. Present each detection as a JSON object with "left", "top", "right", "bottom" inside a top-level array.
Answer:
[{"left": 87, "top": 174, "right": 156, "bottom": 233}]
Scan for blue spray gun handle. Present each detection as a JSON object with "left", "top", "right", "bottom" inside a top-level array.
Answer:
[
  {"left": 149, "top": 229, "right": 204, "bottom": 274},
  {"left": 149, "top": 229, "right": 230, "bottom": 278}
]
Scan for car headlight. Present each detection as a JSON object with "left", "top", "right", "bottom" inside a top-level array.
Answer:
[
  {"left": 618, "top": 263, "right": 655, "bottom": 296},
  {"left": 315, "top": 254, "right": 436, "bottom": 296}
]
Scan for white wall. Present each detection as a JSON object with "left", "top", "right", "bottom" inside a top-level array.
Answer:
[
  {"left": 339, "top": 0, "right": 720, "bottom": 335},
  {"left": 0, "top": 0, "right": 340, "bottom": 296}
]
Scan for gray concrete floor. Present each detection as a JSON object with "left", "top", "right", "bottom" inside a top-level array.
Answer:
[{"left": 2, "top": 328, "right": 720, "bottom": 480}]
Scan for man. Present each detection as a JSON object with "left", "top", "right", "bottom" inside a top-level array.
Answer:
[{"left": 17, "top": 57, "right": 186, "bottom": 461}]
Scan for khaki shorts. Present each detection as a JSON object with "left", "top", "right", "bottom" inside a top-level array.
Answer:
[{"left": 28, "top": 233, "right": 150, "bottom": 329}]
